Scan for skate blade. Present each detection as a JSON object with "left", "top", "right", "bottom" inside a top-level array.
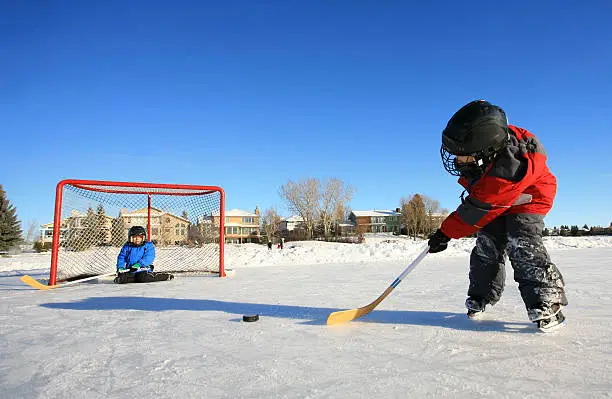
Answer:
[
  {"left": 537, "top": 318, "right": 566, "bottom": 333},
  {"left": 467, "top": 311, "right": 484, "bottom": 320}
]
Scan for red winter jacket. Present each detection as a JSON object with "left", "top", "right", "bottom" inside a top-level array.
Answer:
[{"left": 440, "top": 125, "right": 557, "bottom": 239}]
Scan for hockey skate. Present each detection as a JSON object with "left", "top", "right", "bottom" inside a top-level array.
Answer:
[
  {"left": 465, "top": 297, "right": 486, "bottom": 319},
  {"left": 529, "top": 304, "right": 566, "bottom": 332}
]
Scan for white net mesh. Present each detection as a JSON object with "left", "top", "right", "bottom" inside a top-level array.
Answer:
[{"left": 52, "top": 182, "right": 223, "bottom": 281}]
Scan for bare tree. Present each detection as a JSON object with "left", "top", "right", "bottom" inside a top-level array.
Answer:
[
  {"left": 279, "top": 178, "right": 320, "bottom": 239},
  {"left": 342, "top": 205, "right": 353, "bottom": 222},
  {"left": 421, "top": 195, "right": 442, "bottom": 234},
  {"left": 197, "top": 216, "right": 218, "bottom": 244},
  {"left": 400, "top": 194, "right": 427, "bottom": 240},
  {"left": 262, "top": 207, "right": 282, "bottom": 243},
  {"left": 25, "top": 219, "right": 39, "bottom": 243},
  {"left": 318, "top": 178, "right": 354, "bottom": 237}
]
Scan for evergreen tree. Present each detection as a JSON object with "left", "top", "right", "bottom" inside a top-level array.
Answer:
[
  {"left": 96, "top": 204, "right": 108, "bottom": 245},
  {"left": 111, "top": 217, "right": 126, "bottom": 246},
  {"left": 68, "top": 207, "right": 96, "bottom": 251},
  {"left": 83, "top": 207, "right": 98, "bottom": 247},
  {"left": 570, "top": 225, "right": 579, "bottom": 237},
  {"left": 0, "top": 185, "right": 23, "bottom": 251}
]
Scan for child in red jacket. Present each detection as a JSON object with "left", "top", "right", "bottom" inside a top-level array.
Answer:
[{"left": 428, "top": 100, "right": 567, "bottom": 332}]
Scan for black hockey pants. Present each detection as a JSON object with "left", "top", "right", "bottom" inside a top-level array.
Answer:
[
  {"left": 115, "top": 271, "right": 173, "bottom": 284},
  {"left": 467, "top": 213, "right": 567, "bottom": 311}
]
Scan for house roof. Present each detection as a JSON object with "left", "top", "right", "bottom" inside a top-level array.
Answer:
[
  {"left": 352, "top": 210, "right": 400, "bottom": 217},
  {"left": 351, "top": 210, "right": 446, "bottom": 218},
  {"left": 67, "top": 209, "right": 114, "bottom": 219},
  {"left": 120, "top": 207, "right": 190, "bottom": 223},
  {"left": 213, "top": 208, "right": 259, "bottom": 217},
  {"left": 121, "top": 206, "right": 164, "bottom": 216},
  {"left": 282, "top": 215, "right": 304, "bottom": 223}
]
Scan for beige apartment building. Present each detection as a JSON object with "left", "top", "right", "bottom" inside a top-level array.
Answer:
[
  {"left": 213, "top": 207, "right": 261, "bottom": 244},
  {"left": 40, "top": 210, "right": 113, "bottom": 247},
  {"left": 41, "top": 207, "right": 192, "bottom": 247},
  {"left": 119, "top": 207, "right": 190, "bottom": 246}
]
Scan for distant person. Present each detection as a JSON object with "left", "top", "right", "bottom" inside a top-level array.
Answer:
[
  {"left": 267, "top": 240, "right": 272, "bottom": 250},
  {"left": 280, "top": 238, "right": 284, "bottom": 250},
  {"left": 115, "top": 226, "right": 173, "bottom": 283},
  {"left": 427, "top": 100, "right": 567, "bottom": 332}
]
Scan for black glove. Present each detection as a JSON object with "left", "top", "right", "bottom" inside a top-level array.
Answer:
[{"left": 428, "top": 229, "right": 450, "bottom": 253}]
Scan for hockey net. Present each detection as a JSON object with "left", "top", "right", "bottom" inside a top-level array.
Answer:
[{"left": 48, "top": 180, "right": 225, "bottom": 284}]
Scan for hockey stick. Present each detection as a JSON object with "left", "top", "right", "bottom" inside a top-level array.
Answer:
[
  {"left": 326, "top": 246, "right": 429, "bottom": 325},
  {"left": 20, "top": 272, "right": 116, "bottom": 290}
]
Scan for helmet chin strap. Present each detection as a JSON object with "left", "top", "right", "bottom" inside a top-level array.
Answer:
[{"left": 455, "top": 158, "right": 486, "bottom": 180}]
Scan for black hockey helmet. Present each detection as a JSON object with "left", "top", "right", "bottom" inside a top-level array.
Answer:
[
  {"left": 440, "top": 100, "right": 509, "bottom": 179},
  {"left": 128, "top": 225, "right": 147, "bottom": 245}
]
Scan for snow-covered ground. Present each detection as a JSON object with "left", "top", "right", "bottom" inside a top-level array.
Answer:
[{"left": 1, "top": 235, "right": 611, "bottom": 398}]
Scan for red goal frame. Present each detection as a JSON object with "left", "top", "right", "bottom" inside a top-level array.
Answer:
[{"left": 49, "top": 179, "right": 225, "bottom": 285}]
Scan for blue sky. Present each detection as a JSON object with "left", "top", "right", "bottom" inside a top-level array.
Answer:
[{"left": 2, "top": 1, "right": 611, "bottom": 230}]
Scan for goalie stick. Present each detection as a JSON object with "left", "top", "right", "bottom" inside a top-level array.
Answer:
[
  {"left": 20, "top": 272, "right": 116, "bottom": 290},
  {"left": 326, "top": 246, "right": 429, "bottom": 325}
]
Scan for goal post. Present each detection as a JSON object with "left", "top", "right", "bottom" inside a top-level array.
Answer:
[{"left": 49, "top": 179, "right": 225, "bottom": 285}]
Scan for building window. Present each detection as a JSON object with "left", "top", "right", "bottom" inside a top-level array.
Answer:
[
  {"left": 243, "top": 217, "right": 253, "bottom": 224},
  {"left": 226, "top": 226, "right": 240, "bottom": 235}
]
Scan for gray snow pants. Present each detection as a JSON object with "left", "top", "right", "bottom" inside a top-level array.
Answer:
[{"left": 468, "top": 213, "right": 568, "bottom": 312}]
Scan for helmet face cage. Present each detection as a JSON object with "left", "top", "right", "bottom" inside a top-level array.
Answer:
[
  {"left": 440, "top": 145, "right": 492, "bottom": 179},
  {"left": 440, "top": 146, "right": 461, "bottom": 176},
  {"left": 440, "top": 146, "right": 487, "bottom": 176},
  {"left": 128, "top": 226, "right": 147, "bottom": 246}
]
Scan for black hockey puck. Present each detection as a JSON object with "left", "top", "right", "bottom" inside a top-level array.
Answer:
[{"left": 243, "top": 314, "right": 259, "bottom": 322}]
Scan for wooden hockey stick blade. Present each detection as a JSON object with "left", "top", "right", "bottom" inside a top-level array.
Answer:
[
  {"left": 326, "top": 284, "right": 396, "bottom": 325},
  {"left": 20, "top": 272, "right": 116, "bottom": 290},
  {"left": 326, "top": 246, "right": 429, "bottom": 325},
  {"left": 20, "top": 275, "right": 56, "bottom": 290}
]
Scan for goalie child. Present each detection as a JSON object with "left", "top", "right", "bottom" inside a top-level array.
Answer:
[{"left": 115, "top": 226, "right": 174, "bottom": 283}]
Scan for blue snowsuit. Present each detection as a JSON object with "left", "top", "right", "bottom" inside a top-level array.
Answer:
[{"left": 116, "top": 241, "right": 156, "bottom": 273}]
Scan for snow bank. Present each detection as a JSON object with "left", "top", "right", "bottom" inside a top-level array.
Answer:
[{"left": 4, "top": 235, "right": 611, "bottom": 274}]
